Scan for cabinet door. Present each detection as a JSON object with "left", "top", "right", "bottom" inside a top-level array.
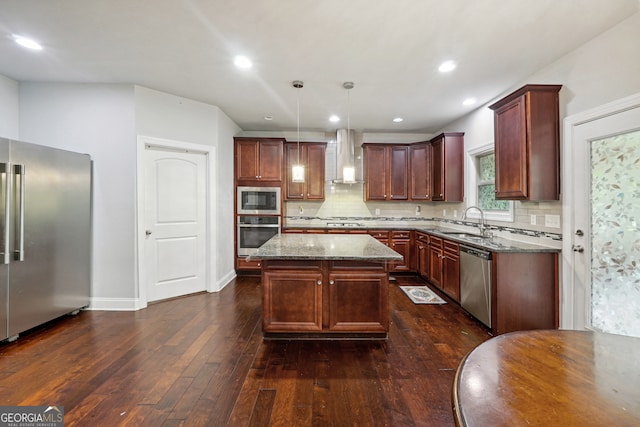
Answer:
[
  {"left": 494, "top": 95, "right": 528, "bottom": 199},
  {"left": 390, "top": 239, "right": 411, "bottom": 272},
  {"left": 258, "top": 141, "right": 284, "bottom": 181},
  {"left": 262, "top": 270, "right": 323, "bottom": 332},
  {"left": 235, "top": 140, "right": 259, "bottom": 181},
  {"left": 410, "top": 143, "right": 431, "bottom": 200},
  {"left": 389, "top": 146, "right": 408, "bottom": 200},
  {"left": 284, "top": 143, "right": 304, "bottom": 199},
  {"left": 415, "top": 233, "right": 430, "bottom": 279},
  {"left": 442, "top": 251, "right": 460, "bottom": 301},
  {"left": 431, "top": 137, "right": 445, "bottom": 201},
  {"left": 305, "top": 143, "right": 326, "bottom": 199},
  {"left": 429, "top": 246, "right": 443, "bottom": 288},
  {"left": 364, "top": 145, "right": 387, "bottom": 200},
  {"left": 328, "top": 272, "right": 389, "bottom": 332}
]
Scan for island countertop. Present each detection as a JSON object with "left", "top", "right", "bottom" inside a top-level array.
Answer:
[{"left": 248, "top": 233, "right": 404, "bottom": 261}]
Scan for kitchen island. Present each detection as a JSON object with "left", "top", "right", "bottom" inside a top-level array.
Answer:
[{"left": 249, "top": 233, "right": 403, "bottom": 339}]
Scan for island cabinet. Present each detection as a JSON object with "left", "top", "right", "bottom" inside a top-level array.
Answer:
[
  {"left": 261, "top": 260, "right": 389, "bottom": 336},
  {"left": 234, "top": 137, "right": 284, "bottom": 183},
  {"left": 430, "top": 132, "right": 464, "bottom": 202},
  {"left": 363, "top": 144, "right": 409, "bottom": 201},
  {"left": 409, "top": 142, "right": 432, "bottom": 201},
  {"left": 489, "top": 84, "right": 562, "bottom": 200},
  {"left": 415, "top": 232, "right": 430, "bottom": 280},
  {"left": 284, "top": 142, "right": 326, "bottom": 200}
]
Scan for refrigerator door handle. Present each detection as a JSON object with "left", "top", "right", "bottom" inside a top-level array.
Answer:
[
  {"left": 13, "top": 164, "right": 25, "bottom": 262},
  {"left": 0, "top": 163, "right": 8, "bottom": 264}
]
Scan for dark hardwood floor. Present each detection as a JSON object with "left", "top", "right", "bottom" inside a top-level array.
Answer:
[{"left": 0, "top": 275, "right": 491, "bottom": 426}]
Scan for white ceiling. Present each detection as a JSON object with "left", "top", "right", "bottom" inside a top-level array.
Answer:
[{"left": 0, "top": 0, "right": 638, "bottom": 133}]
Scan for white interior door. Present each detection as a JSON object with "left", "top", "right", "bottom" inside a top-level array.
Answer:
[
  {"left": 566, "top": 96, "right": 640, "bottom": 337},
  {"left": 144, "top": 145, "right": 207, "bottom": 302}
]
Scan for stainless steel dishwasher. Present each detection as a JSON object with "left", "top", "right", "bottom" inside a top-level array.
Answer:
[{"left": 459, "top": 245, "right": 492, "bottom": 328}]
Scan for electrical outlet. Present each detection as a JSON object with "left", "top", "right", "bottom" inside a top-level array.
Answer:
[
  {"left": 545, "top": 214, "right": 561, "bottom": 228},
  {"left": 454, "top": 210, "right": 458, "bottom": 218},
  {"left": 530, "top": 214, "right": 537, "bottom": 225},
  {"left": 415, "top": 206, "right": 421, "bottom": 216},
  {"left": 443, "top": 209, "right": 447, "bottom": 216},
  {"left": 375, "top": 208, "right": 380, "bottom": 216}
]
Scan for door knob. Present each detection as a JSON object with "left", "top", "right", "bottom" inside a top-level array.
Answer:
[
  {"left": 572, "top": 245, "right": 584, "bottom": 253},
  {"left": 145, "top": 230, "right": 152, "bottom": 236}
]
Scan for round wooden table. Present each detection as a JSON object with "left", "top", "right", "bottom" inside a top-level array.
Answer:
[{"left": 453, "top": 330, "right": 640, "bottom": 426}]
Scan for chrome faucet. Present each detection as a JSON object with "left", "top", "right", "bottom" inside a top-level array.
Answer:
[{"left": 463, "top": 206, "right": 491, "bottom": 238}]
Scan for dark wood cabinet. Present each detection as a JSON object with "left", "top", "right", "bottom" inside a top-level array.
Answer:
[
  {"left": 284, "top": 142, "right": 326, "bottom": 200},
  {"left": 363, "top": 144, "right": 409, "bottom": 201},
  {"left": 389, "top": 230, "right": 412, "bottom": 272},
  {"left": 415, "top": 232, "right": 430, "bottom": 280},
  {"left": 261, "top": 260, "right": 389, "bottom": 335},
  {"left": 234, "top": 137, "right": 284, "bottom": 183},
  {"left": 409, "top": 142, "right": 432, "bottom": 201},
  {"left": 428, "top": 236, "right": 443, "bottom": 288},
  {"left": 431, "top": 133, "right": 464, "bottom": 202},
  {"left": 442, "top": 240, "right": 460, "bottom": 301},
  {"left": 492, "top": 252, "right": 559, "bottom": 334},
  {"left": 262, "top": 267, "right": 323, "bottom": 332},
  {"left": 489, "top": 84, "right": 562, "bottom": 201},
  {"left": 328, "top": 271, "right": 389, "bottom": 332}
]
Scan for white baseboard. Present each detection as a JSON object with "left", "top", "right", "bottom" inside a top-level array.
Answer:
[
  {"left": 87, "top": 297, "right": 144, "bottom": 311},
  {"left": 212, "top": 270, "right": 237, "bottom": 293}
]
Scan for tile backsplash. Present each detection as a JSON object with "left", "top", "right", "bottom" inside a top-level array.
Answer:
[{"left": 285, "top": 182, "right": 563, "bottom": 244}]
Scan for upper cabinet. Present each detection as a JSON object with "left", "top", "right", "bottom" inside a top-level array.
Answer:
[
  {"left": 409, "top": 142, "right": 432, "bottom": 201},
  {"left": 431, "top": 132, "right": 464, "bottom": 202},
  {"left": 234, "top": 137, "right": 284, "bottom": 183},
  {"left": 489, "top": 84, "right": 562, "bottom": 201},
  {"left": 363, "top": 144, "right": 409, "bottom": 201},
  {"left": 284, "top": 142, "right": 326, "bottom": 200}
]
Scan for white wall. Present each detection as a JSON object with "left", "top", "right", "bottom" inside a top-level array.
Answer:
[
  {"left": 19, "top": 83, "right": 137, "bottom": 303},
  {"left": 134, "top": 86, "right": 240, "bottom": 290},
  {"left": 0, "top": 74, "right": 19, "bottom": 139}
]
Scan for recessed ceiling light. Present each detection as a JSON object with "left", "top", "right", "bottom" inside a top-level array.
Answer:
[
  {"left": 438, "top": 60, "right": 456, "bottom": 73},
  {"left": 462, "top": 98, "right": 477, "bottom": 106},
  {"left": 329, "top": 115, "right": 340, "bottom": 123},
  {"left": 393, "top": 117, "right": 404, "bottom": 123},
  {"left": 234, "top": 55, "right": 252, "bottom": 69},
  {"left": 14, "top": 36, "right": 43, "bottom": 50}
]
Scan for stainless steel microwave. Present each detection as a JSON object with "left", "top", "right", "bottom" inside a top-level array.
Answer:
[{"left": 237, "top": 186, "right": 281, "bottom": 215}]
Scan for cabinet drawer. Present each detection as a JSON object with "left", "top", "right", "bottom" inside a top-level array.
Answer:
[
  {"left": 391, "top": 230, "right": 411, "bottom": 239},
  {"left": 368, "top": 230, "right": 389, "bottom": 239},
  {"left": 263, "top": 260, "right": 323, "bottom": 270},
  {"left": 238, "top": 257, "right": 263, "bottom": 270},
  {"left": 430, "top": 236, "right": 443, "bottom": 249},
  {"left": 416, "top": 232, "right": 429, "bottom": 244},
  {"left": 444, "top": 240, "right": 459, "bottom": 254}
]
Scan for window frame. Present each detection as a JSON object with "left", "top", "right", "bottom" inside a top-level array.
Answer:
[{"left": 466, "top": 143, "right": 514, "bottom": 222}]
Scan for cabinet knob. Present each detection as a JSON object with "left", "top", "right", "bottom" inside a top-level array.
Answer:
[
  {"left": 317, "top": 280, "right": 322, "bottom": 285},
  {"left": 329, "top": 280, "right": 335, "bottom": 285}
]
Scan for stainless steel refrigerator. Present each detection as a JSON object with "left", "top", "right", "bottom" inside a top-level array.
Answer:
[{"left": 0, "top": 138, "right": 91, "bottom": 342}]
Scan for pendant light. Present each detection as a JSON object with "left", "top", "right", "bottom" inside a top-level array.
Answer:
[
  {"left": 342, "top": 81, "right": 356, "bottom": 184},
  {"left": 291, "top": 80, "right": 305, "bottom": 183}
]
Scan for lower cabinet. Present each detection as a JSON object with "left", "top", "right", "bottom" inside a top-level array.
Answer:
[
  {"left": 390, "top": 230, "right": 412, "bottom": 272},
  {"left": 427, "top": 236, "right": 460, "bottom": 302},
  {"left": 416, "top": 232, "right": 430, "bottom": 280},
  {"left": 261, "top": 260, "right": 389, "bottom": 335},
  {"left": 442, "top": 240, "right": 460, "bottom": 301}
]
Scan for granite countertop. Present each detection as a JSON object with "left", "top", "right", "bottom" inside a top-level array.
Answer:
[
  {"left": 248, "top": 234, "right": 404, "bottom": 261},
  {"left": 282, "top": 221, "right": 561, "bottom": 253}
]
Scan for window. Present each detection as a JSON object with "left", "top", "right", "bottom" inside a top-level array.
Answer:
[{"left": 467, "top": 144, "right": 513, "bottom": 222}]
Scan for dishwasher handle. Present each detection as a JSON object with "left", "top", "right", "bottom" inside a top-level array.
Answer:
[{"left": 460, "top": 244, "right": 492, "bottom": 260}]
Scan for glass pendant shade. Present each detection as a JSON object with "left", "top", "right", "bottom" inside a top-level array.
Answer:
[{"left": 291, "top": 164, "right": 305, "bottom": 182}]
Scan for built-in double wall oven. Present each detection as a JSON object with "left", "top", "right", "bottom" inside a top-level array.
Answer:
[{"left": 236, "top": 186, "right": 281, "bottom": 257}]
